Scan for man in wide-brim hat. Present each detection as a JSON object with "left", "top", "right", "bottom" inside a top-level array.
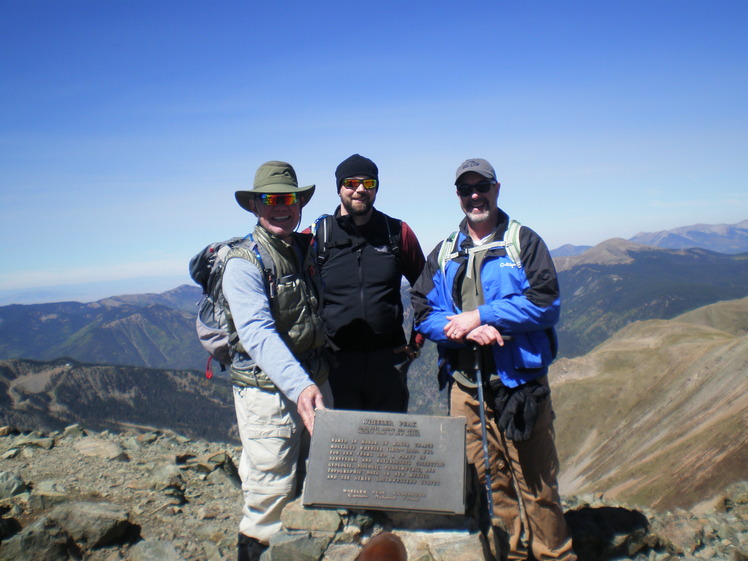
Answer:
[
  {"left": 234, "top": 159, "right": 315, "bottom": 215},
  {"left": 223, "top": 160, "right": 331, "bottom": 561}
]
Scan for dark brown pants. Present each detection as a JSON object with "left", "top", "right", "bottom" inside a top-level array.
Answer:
[{"left": 451, "top": 378, "right": 576, "bottom": 561}]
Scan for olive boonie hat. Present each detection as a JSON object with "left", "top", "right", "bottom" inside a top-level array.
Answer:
[{"left": 235, "top": 160, "right": 316, "bottom": 212}]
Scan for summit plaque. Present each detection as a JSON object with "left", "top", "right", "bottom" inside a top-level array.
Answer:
[{"left": 303, "top": 409, "right": 466, "bottom": 514}]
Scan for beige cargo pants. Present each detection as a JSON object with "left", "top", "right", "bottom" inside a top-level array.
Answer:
[{"left": 233, "top": 382, "right": 332, "bottom": 544}]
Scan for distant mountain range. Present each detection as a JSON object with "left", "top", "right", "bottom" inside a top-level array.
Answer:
[
  {"left": 3, "top": 223, "right": 747, "bottom": 376},
  {"left": 0, "top": 286, "right": 204, "bottom": 371},
  {"left": 550, "top": 219, "right": 748, "bottom": 257}
]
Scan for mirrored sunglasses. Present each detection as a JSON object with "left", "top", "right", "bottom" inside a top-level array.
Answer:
[
  {"left": 342, "top": 178, "right": 378, "bottom": 190},
  {"left": 456, "top": 181, "right": 495, "bottom": 197},
  {"left": 258, "top": 193, "right": 298, "bottom": 205}
]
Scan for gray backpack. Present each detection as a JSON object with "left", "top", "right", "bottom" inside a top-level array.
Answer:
[{"left": 189, "top": 234, "right": 275, "bottom": 378}]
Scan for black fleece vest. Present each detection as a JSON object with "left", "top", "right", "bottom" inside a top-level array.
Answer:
[{"left": 319, "top": 209, "right": 405, "bottom": 351}]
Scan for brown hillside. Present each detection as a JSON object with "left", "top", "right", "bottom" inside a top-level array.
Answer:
[
  {"left": 676, "top": 296, "right": 748, "bottom": 336},
  {"left": 553, "top": 238, "right": 649, "bottom": 272},
  {"left": 551, "top": 297, "right": 748, "bottom": 511}
]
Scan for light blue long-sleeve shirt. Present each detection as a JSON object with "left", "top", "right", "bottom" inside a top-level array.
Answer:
[{"left": 222, "top": 257, "right": 315, "bottom": 403}]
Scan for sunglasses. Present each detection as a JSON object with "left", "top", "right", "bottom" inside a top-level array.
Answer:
[
  {"left": 342, "top": 178, "right": 378, "bottom": 190},
  {"left": 456, "top": 181, "right": 496, "bottom": 197},
  {"left": 258, "top": 193, "right": 298, "bottom": 206}
]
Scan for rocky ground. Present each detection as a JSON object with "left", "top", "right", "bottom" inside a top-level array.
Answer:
[
  {"left": 0, "top": 425, "right": 746, "bottom": 561},
  {"left": 1, "top": 425, "right": 241, "bottom": 560}
]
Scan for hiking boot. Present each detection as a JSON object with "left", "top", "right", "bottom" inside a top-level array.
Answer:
[{"left": 237, "top": 533, "right": 267, "bottom": 561}]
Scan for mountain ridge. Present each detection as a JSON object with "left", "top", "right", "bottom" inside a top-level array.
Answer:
[
  {"left": 551, "top": 219, "right": 748, "bottom": 258},
  {"left": 0, "top": 357, "right": 236, "bottom": 443},
  {"left": 554, "top": 242, "right": 748, "bottom": 356},
  {"left": 629, "top": 219, "right": 748, "bottom": 253}
]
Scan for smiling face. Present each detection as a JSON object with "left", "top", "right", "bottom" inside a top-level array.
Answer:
[
  {"left": 339, "top": 175, "right": 377, "bottom": 220},
  {"left": 248, "top": 195, "right": 301, "bottom": 240},
  {"left": 456, "top": 171, "right": 500, "bottom": 226}
]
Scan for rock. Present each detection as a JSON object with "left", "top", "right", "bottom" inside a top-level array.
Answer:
[
  {"left": 74, "top": 437, "right": 129, "bottom": 461},
  {"left": 0, "top": 449, "right": 19, "bottom": 460},
  {"left": 281, "top": 498, "right": 342, "bottom": 532},
  {"left": 136, "top": 431, "right": 160, "bottom": 445},
  {"left": 428, "top": 533, "right": 487, "bottom": 561},
  {"left": 0, "top": 516, "right": 77, "bottom": 561},
  {"left": 147, "top": 463, "right": 186, "bottom": 504},
  {"left": 319, "top": 542, "right": 362, "bottom": 560},
  {"left": 12, "top": 434, "right": 55, "bottom": 450},
  {"left": 0, "top": 471, "right": 27, "bottom": 499},
  {"left": 191, "top": 450, "right": 241, "bottom": 488},
  {"left": 28, "top": 479, "right": 68, "bottom": 510},
  {"left": 268, "top": 530, "right": 333, "bottom": 561},
  {"left": 48, "top": 501, "right": 135, "bottom": 548},
  {"left": 651, "top": 516, "right": 704, "bottom": 554},
  {"left": 61, "top": 424, "right": 85, "bottom": 439},
  {"left": 127, "top": 540, "right": 181, "bottom": 561}
]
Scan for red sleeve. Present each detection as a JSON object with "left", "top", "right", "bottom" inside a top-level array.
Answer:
[{"left": 400, "top": 221, "right": 426, "bottom": 286}]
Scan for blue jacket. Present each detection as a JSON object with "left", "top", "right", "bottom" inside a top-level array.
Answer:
[{"left": 411, "top": 211, "right": 560, "bottom": 388}]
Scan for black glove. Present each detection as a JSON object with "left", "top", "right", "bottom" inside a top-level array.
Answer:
[
  {"left": 491, "top": 381, "right": 514, "bottom": 418},
  {"left": 497, "top": 381, "right": 549, "bottom": 441}
]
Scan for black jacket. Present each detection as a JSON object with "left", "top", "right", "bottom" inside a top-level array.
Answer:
[{"left": 317, "top": 208, "right": 409, "bottom": 351}]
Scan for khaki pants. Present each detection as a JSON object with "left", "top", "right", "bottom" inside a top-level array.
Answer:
[
  {"left": 233, "top": 382, "right": 332, "bottom": 543},
  {"left": 451, "top": 379, "right": 576, "bottom": 561}
]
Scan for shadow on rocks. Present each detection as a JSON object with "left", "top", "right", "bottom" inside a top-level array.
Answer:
[{"left": 565, "top": 506, "right": 650, "bottom": 561}]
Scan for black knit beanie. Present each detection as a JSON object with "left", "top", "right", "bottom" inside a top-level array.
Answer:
[{"left": 335, "top": 154, "right": 379, "bottom": 191}]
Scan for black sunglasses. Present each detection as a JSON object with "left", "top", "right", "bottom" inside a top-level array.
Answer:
[{"left": 456, "top": 181, "right": 496, "bottom": 197}]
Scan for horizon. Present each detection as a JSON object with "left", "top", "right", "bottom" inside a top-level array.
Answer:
[
  {"left": 1, "top": 217, "right": 745, "bottom": 305},
  {"left": 2, "top": 1, "right": 747, "bottom": 303}
]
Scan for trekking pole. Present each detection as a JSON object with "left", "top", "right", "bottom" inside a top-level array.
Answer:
[{"left": 472, "top": 344, "right": 494, "bottom": 521}]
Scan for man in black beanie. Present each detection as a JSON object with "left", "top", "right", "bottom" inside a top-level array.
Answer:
[{"left": 311, "top": 154, "right": 426, "bottom": 412}]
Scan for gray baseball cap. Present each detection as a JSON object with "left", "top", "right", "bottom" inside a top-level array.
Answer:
[{"left": 455, "top": 158, "right": 497, "bottom": 184}]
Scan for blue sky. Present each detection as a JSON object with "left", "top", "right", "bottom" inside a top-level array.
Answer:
[{"left": 1, "top": 0, "right": 746, "bottom": 304}]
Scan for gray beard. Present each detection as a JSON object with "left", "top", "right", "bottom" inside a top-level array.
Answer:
[{"left": 464, "top": 209, "right": 491, "bottom": 224}]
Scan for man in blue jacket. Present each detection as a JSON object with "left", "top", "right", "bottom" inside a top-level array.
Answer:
[{"left": 411, "top": 158, "right": 576, "bottom": 561}]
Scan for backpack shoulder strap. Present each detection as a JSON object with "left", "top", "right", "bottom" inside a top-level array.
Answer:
[
  {"left": 503, "top": 219, "right": 522, "bottom": 268},
  {"left": 383, "top": 215, "right": 402, "bottom": 263},
  {"left": 436, "top": 220, "right": 522, "bottom": 276},
  {"left": 237, "top": 232, "right": 278, "bottom": 300},
  {"left": 312, "top": 214, "right": 333, "bottom": 265},
  {"left": 437, "top": 231, "right": 460, "bottom": 276}
]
